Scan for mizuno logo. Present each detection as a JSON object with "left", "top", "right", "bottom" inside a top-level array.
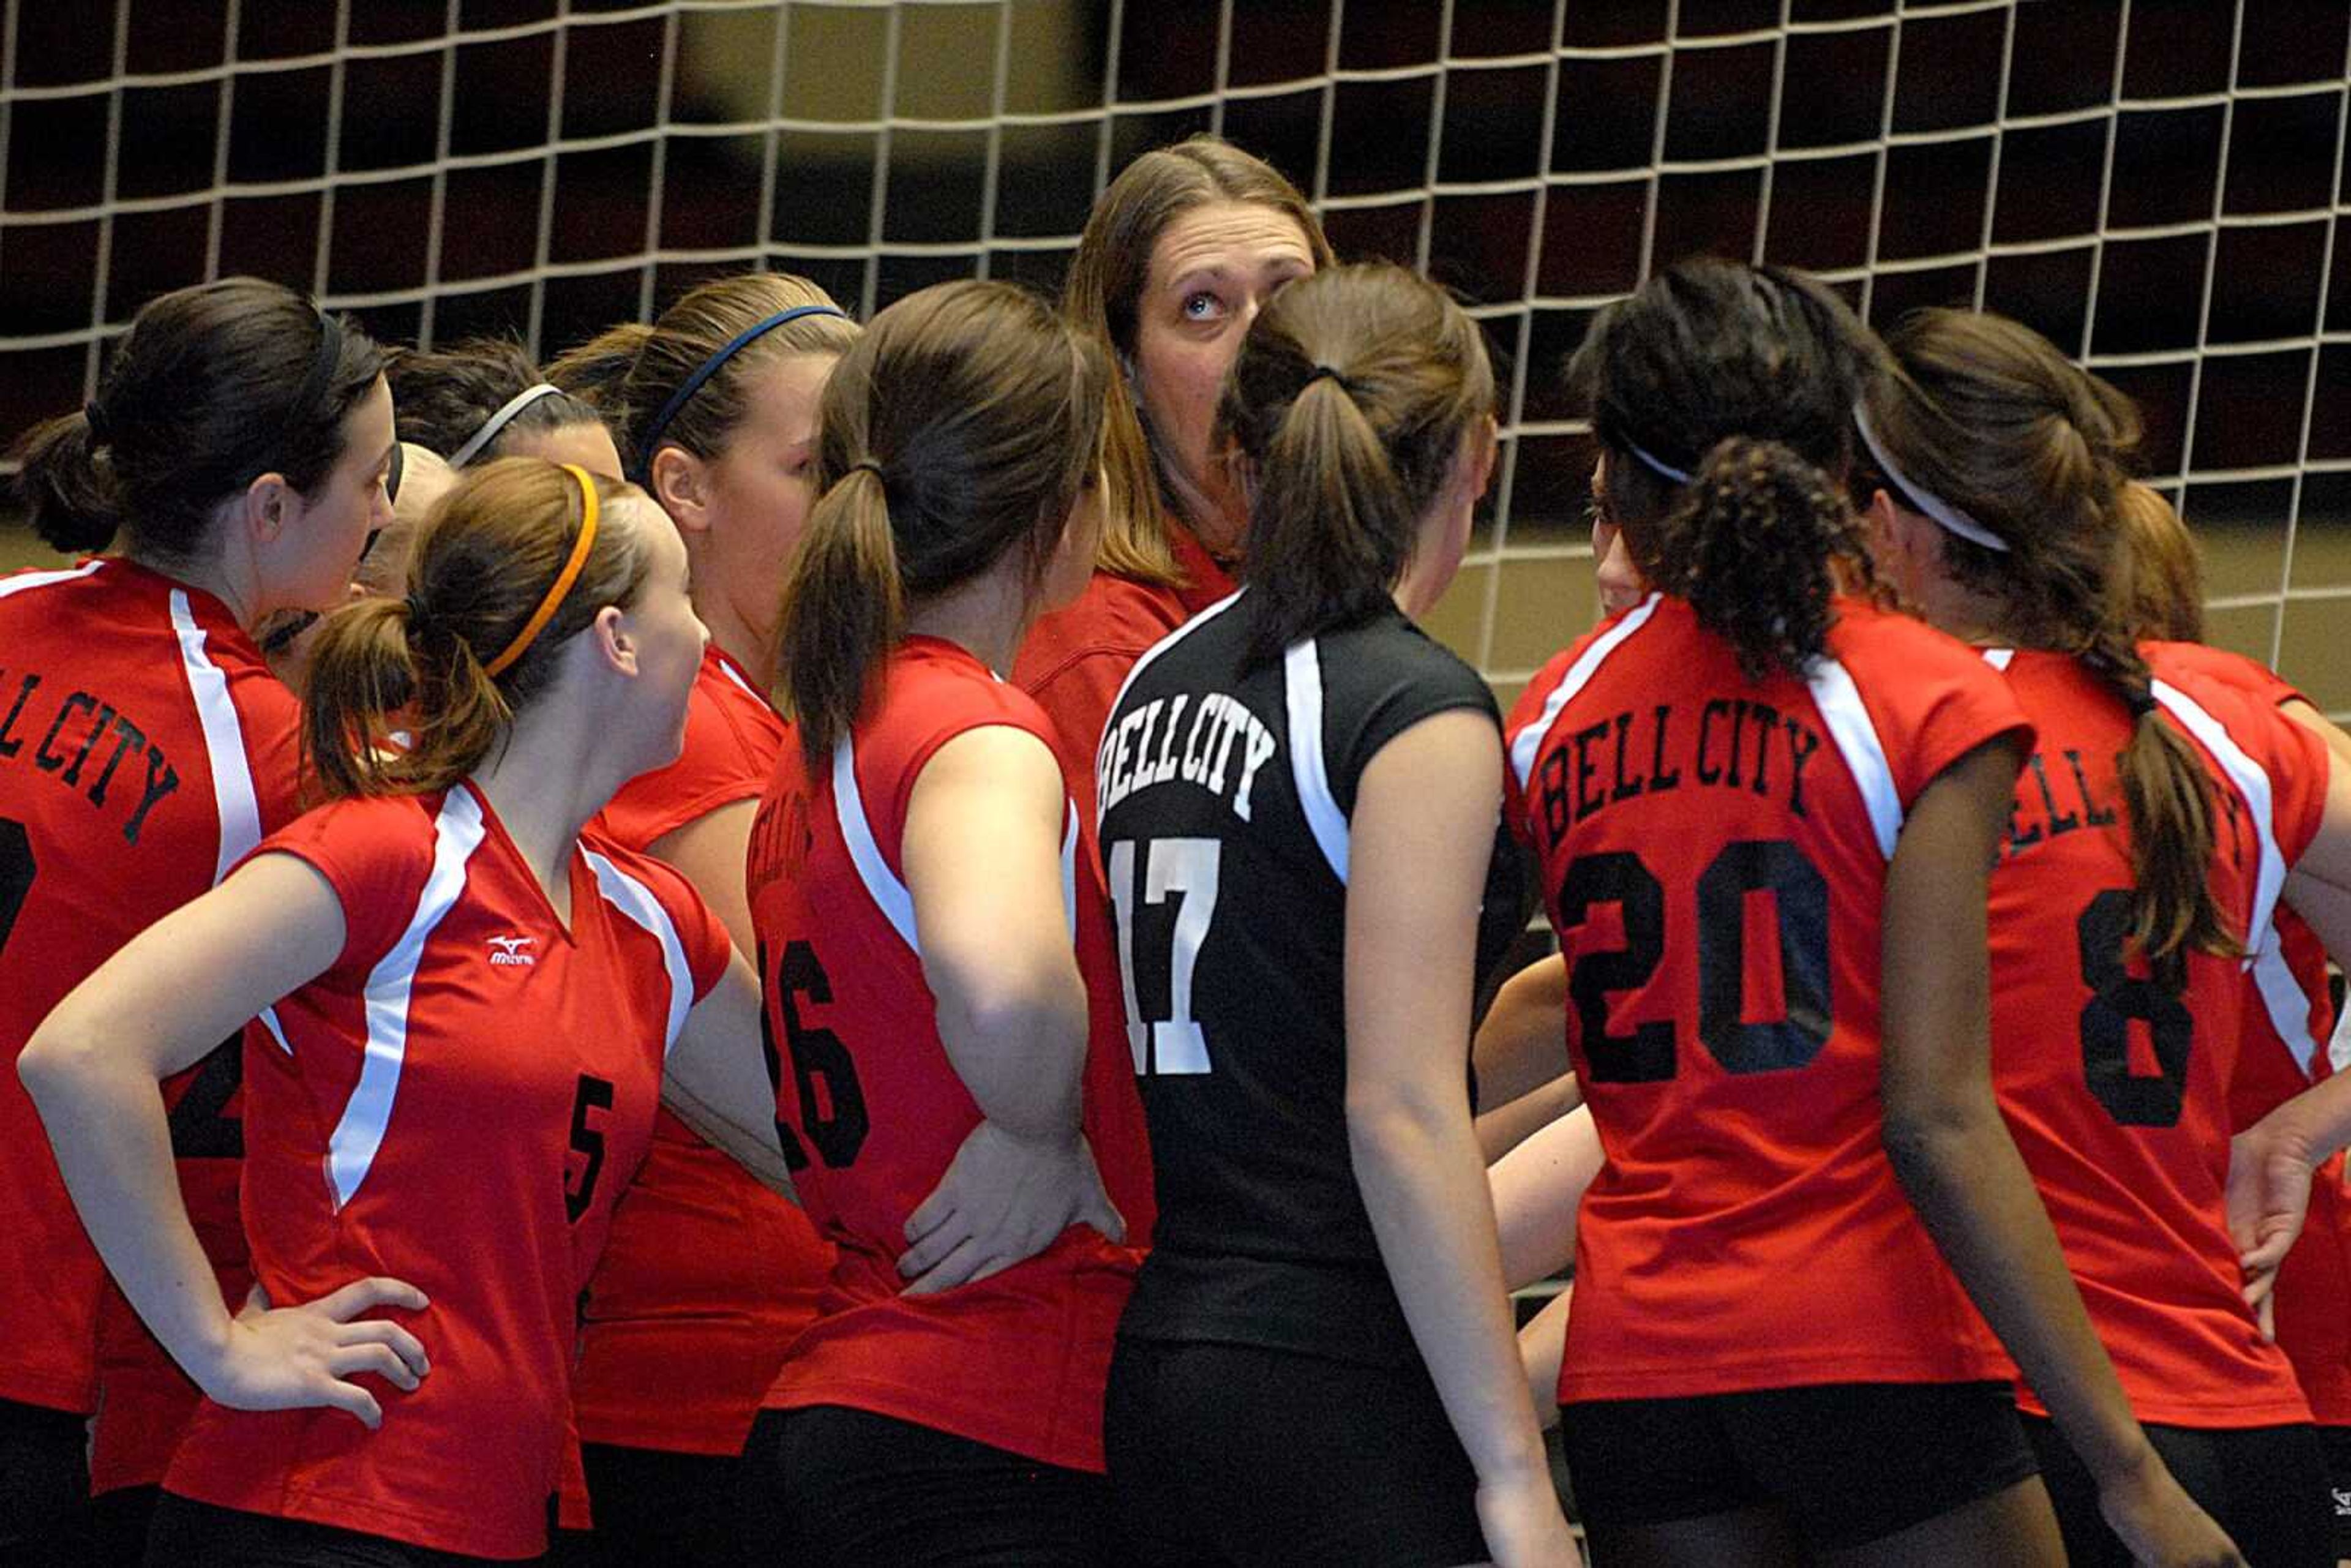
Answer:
[{"left": 488, "top": 934, "right": 536, "bottom": 967}]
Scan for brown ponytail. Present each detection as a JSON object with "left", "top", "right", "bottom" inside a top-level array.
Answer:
[
  {"left": 777, "top": 279, "right": 1108, "bottom": 768},
  {"left": 1867, "top": 309, "right": 2234, "bottom": 977},
  {"left": 774, "top": 466, "right": 904, "bottom": 773},
  {"left": 1218, "top": 262, "right": 1494, "bottom": 661},
  {"left": 302, "top": 459, "right": 648, "bottom": 800},
  {"left": 1648, "top": 437, "right": 1868, "bottom": 679}
]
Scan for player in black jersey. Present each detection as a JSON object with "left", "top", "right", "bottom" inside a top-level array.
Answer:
[{"left": 1097, "top": 262, "right": 1574, "bottom": 1567}]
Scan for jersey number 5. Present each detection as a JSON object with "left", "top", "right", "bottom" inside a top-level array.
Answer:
[
  {"left": 1106, "top": 837, "right": 1221, "bottom": 1076},
  {"left": 1558, "top": 838, "right": 1832, "bottom": 1081}
]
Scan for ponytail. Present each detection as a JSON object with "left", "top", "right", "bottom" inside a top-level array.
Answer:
[
  {"left": 301, "top": 459, "right": 645, "bottom": 801},
  {"left": 301, "top": 597, "right": 514, "bottom": 800},
  {"left": 2082, "top": 637, "right": 2238, "bottom": 983},
  {"left": 547, "top": 323, "right": 656, "bottom": 419},
  {"left": 1242, "top": 372, "right": 1416, "bottom": 661},
  {"left": 1644, "top": 437, "right": 1865, "bottom": 680},
  {"left": 12, "top": 411, "right": 123, "bottom": 553},
  {"left": 777, "top": 467, "right": 904, "bottom": 770}
]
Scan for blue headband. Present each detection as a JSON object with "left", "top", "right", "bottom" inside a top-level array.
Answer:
[{"left": 634, "top": 304, "right": 848, "bottom": 481}]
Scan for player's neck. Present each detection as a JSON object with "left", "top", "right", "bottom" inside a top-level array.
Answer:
[
  {"left": 469, "top": 715, "right": 617, "bottom": 927},
  {"left": 904, "top": 565, "right": 1032, "bottom": 678},
  {"left": 693, "top": 592, "right": 774, "bottom": 691}
]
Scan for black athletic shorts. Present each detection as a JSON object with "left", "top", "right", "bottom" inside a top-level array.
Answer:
[
  {"left": 1104, "top": 1337, "right": 1487, "bottom": 1567},
  {"left": 89, "top": 1483, "right": 162, "bottom": 1568},
  {"left": 142, "top": 1492, "right": 504, "bottom": 1567},
  {"left": 543, "top": 1443, "right": 748, "bottom": 1567},
  {"left": 735, "top": 1405, "right": 1111, "bottom": 1567},
  {"left": 0, "top": 1396, "right": 92, "bottom": 1568},
  {"left": 2022, "top": 1412, "right": 2330, "bottom": 1568},
  {"left": 1561, "top": 1380, "right": 2037, "bottom": 1551},
  {"left": 2322, "top": 1425, "right": 2351, "bottom": 1561}
]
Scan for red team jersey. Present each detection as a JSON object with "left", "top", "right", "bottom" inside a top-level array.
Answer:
[
  {"left": 1013, "top": 519, "right": 1234, "bottom": 797},
  {"left": 1504, "top": 594, "right": 2030, "bottom": 1404},
  {"left": 578, "top": 645, "right": 833, "bottom": 1456},
  {"left": 163, "top": 786, "right": 729, "bottom": 1559},
  {"left": 745, "top": 637, "right": 1152, "bottom": 1472},
  {"left": 0, "top": 558, "right": 298, "bottom": 1435},
  {"left": 2147, "top": 640, "right": 2351, "bottom": 1425},
  {"left": 1981, "top": 648, "right": 2327, "bottom": 1427}
]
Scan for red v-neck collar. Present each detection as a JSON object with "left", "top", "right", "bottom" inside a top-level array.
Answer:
[{"left": 459, "top": 779, "right": 588, "bottom": 946}]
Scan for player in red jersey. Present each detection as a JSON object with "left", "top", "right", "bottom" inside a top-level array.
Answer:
[
  {"left": 1013, "top": 137, "right": 1331, "bottom": 795},
  {"left": 1856, "top": 314, "right": 2351, "bottom": 1565},
  {"left": 20, "top": 460, "right": 788, "bottom": 1566},
  {"left": 1504, "top": 259, "right": 2236, "bottom": 1567},
  {"left": 0, "top": 279, "right": 393, "bottom": 1567},
  {"left": 742, "top": 278, "right": 1147, "bottom": 1566},
  {"left": 544, "top": 273, "right": 860, "bottom": 1565},
  {"left": 2112, "top": 481, "right": 2351, "bottom": 1564}
]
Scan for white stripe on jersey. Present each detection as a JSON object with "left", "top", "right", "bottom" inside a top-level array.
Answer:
[
  {"left": 1805, "top": 656, "right": 1902, "bottom": 861},
  {"left": 325, "top": 789, "right": 487, "bottom": 1211},
  {"left": 1060, "top": 801, "right": 1079, "bottom": 940},
  {"left": 833, "top": 736, "right": 920, "bottom": 954},
  {"left": 1283, "top": 637, "right": 1350, "bottom": 885},
  {"left": 2149, "top": 678, "right": 2289, "bottom": 956},
  {"left": 1504, "top": 593, "right": 1662, "bottom": 795},
  {"left": 1981, "top": 647, "right": 2016, "bottom": 672},
  {"left": 584, "top": 848, "right": 695, "bottom": 1056},
  {"left": 170, "top": 586, "right": 294, "bottom": 1050},
  {"left": 713, "top": 652, "right": 763, "bottom": 703},
  {"left": 2249, "top": 920, "right": 2324, "bottom": 1077},
  {"left": 0, "top": 560, "right": 104, "bottom": 601},
  {"left": 168, "top": 588, "right": 266, "bottom": 883},
  {"left": 1094, "top": 587, "right": 1247, "bottom": 828}
]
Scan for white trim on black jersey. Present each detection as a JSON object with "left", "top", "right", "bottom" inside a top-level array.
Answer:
[
  {"left": 583, "top": 849, "right": 695, "bottom": 1056},
  {"left": 325, "top": 789, "right": 487, "bottom": 1211},
  {"left": 1283, "top": 638, "right": 1349, "bottom": 885},
  {"left": 1095, "top": 588, "right": 1247, "bottom": 827}
]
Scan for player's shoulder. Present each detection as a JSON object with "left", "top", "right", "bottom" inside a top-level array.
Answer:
[
  {"left": 1824, "top": 595, "right": 1999, "bottom": 678},
  {"left": 2146, "top": 639, "right": 2301, "bottom": 710}
]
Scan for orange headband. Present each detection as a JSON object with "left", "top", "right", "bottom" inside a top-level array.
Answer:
[{"left": 482, "top": 462, "right": 600, "bottom": 678}]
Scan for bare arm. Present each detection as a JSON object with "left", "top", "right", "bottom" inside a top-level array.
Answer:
[
  {"left": 893, "top": 725, "right": 1120, "bottom": 1292},
  {"left": 662, "top": 949, "right": 796, "bottom": 1199},
  {"left": 19, "top": 853, "right": 429, "bottom": 1428},
  {"left": 1472, "top": 955, "right": 1582, "bottom": 1161},
  {"left": 1348, "top": 709, "right": 1573, "bottom": 1566},
  {"left": 1880, "top": 737, "right": 2238, "bottom": 1566},
  {"left": 1487, "top": 1103, "right": 1605, "bottom": 1291}
]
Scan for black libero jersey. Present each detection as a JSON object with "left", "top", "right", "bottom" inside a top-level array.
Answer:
[{"left": 1096, "top": 591, "right": 1525, "bottom": 1368}]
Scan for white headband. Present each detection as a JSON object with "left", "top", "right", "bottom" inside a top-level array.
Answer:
[
  {"left": 448, "top": 382, "right": 566, "bottom": 468},
  {"left": 1851, "top": 400, "right": 2010, "bottom": 554},
  {"left": 1622, "top": 438, "right": 1692, "bottom": 485}
]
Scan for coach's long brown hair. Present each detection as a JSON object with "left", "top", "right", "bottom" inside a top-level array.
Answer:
[
  {"left": 1063, "top": 135, "right": 1334, "bottom": 587},
  {"left": 1569, "top": 258, "right": 1883, "bottom": 680},
  {"left": 778, "top": 279, "right": 1108, "bottom": 768},
  {"left": 302, "top": 459, "right": 648, "bottom": 800},
  {"left": 2113, "top": 481, "right": 2208, "bottom": 644},
  {"left": 1218, "top": 263, "right": 1492, "bottom": 661},
  {"left": 12, "top": 277, "right": 384, "bottom": 565},
  {"left": 550, "top": 271, "right": 858, "bottom": 482},
  {"left": 1864, "top": 309, "right": 2233, "bottom": 981}
]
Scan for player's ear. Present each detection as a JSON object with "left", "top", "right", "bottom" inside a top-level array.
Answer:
[
  {"left": 649, "top": 446, "right": 712, "bottom": 536},
  {"left": 585, "top": 603, "right": 638, "bottom": 678}
]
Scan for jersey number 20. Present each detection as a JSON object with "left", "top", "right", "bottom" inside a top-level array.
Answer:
[
  {"left": 1107, "top": 837, "right": 1221, "bottom": 1076},
  {"left": 1558, "top": 838, "right": 1832, "bottom": 1081}
]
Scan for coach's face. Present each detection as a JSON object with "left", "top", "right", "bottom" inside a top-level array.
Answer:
[{"left": 1130, "top": 200, "right": 1316, "bottom": 554}]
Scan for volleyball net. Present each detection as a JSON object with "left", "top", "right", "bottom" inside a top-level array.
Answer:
[{"left": 1, "top": 0, "right": 2345, "bottom": 710}]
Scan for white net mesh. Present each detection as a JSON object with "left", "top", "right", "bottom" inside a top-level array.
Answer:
[{"left": 2, "top": 1, "right": 2345, "bottom": 710}]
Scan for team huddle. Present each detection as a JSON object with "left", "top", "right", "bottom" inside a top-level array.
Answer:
[{"left": 2, "top": 133, "right": 2348, "bottom": 1568}]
